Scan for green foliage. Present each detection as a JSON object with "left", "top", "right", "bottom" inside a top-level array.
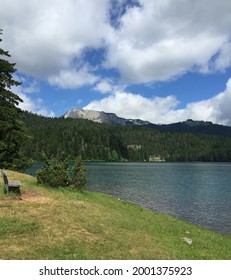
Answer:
[
  {"left": 71, "top": 156, "right": 87, "bottom": 190},
  {"left": 0, "top": 29, "right": 30, "bottom": 170},
  {"left": 20, "top": 111, "right": 231, "bottom": 163},
  {"left": 107, "top": 149, "right": 119, "bottom": 161},
  {"left": 11, "top": 157, "right": 35, "bottom": 171},
  {"left": 36, "top": 155, "right": 70, "bottom": 188},
  {"left": 36, "top": 155, "right": 87, "bottom": 190}
]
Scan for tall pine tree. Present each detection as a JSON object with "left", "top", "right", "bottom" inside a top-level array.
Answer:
[{"left": 0, "top": 29, "right": 28, "bottom": 169}]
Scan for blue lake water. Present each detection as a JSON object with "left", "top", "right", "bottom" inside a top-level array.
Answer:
[{"left": 25, "top": 162, "right": 231, "bottom": 235}]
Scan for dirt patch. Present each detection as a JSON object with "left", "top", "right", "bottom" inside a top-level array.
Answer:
[
  {"left": 1, "top": 190, "right": 52, "bottom": 203},
  {"left": 21, "top": 190, "right": 51, "bottom": 202}
]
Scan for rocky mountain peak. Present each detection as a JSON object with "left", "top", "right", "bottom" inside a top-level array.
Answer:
[
  {"left": 63, "top": 109, "right": 231, "bottom": 136},
  {"left": 63, "top": 108, "right": 152, "bottom": 126},
  {"left": 63, "top": 109, "right": 127, "bottom": 125}
]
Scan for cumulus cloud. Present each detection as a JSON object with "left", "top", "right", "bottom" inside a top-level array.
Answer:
[
  {"left": 18, "top": 93, "right": 55, "bottom": 117},
  {"left": 1, "top": 0, "right": 231, "bottom": 124},
  {"left": 48, "top": 66, "right": 100, "bottom": 89},
  {"left": 0, "top": 0, "right": 110, "bottom": 79},
  {"left": 93, "top": 80, "right": 114, "bottom": 94},
  {"left": 213, "top": 42, "right": 231, "bottom": 71},
  {"left": 105, "top": 0, "right": 231, "bottom": 83},
  {"left": 215, "top": 78, "right": 231, "bottom": 124},
  {"left": 93, "top": 78, "right": 125, "bottom": 94},
  {"left": 84, "top": 91, "right": 179, "bottom": 122},
  {"left": 1, "top": 0, "right": 231, "bottom": 86},
  {"left": 85, "top": 77, "right": 231, "bottom": 125},
  {"left": 12, "top": 82, "right": 55, "bottom": 117}
]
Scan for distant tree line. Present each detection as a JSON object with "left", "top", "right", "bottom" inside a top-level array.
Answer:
[{"left": 20, "top": 111, "right": 231, "bottom": 163}]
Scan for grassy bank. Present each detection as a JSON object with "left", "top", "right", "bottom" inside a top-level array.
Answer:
[{"left": 0, "top": 170, "right": 230, "bottom": 260}]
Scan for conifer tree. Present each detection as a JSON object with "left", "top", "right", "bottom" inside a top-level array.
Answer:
[
  {"left": 0, "top": 29, "right": 28, "bottom": 169},
  {"left": 71, "top": 156, "right": 87, "bottom": 190}
]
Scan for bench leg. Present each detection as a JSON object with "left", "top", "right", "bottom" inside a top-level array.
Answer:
[
  {"left": 4, "top": 185, "right": 9, "bottom": 194},
  {"left": 9, "top": 187, "right": 21, "bottom": 196}
]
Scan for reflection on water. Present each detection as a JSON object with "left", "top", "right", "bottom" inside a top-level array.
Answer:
[{"left": 25, "top": 162, "right": 231, "bottom": 235}]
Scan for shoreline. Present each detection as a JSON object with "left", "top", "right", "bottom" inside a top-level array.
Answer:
[{"left": 1, "top": 170, "right": 230, "bottom": 260}]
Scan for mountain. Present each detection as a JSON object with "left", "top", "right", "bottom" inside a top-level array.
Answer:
[
  {"left": 63, "top": 109, "right": 151, "bottom": 126},
  {"left": 21, "top": 111, "right": 231, "bottom": 162},
  {"left": 63, "top": 109, "right": 231, "bottom": 136},
  {"left": 146, "top": 119, "right": 231, "bottom": 136}
]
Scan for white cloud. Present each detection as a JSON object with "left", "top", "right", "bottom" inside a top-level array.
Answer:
[
  {"left": 22, "top": 81, "right": 39, "bottom": 94},
  {"left": 12, "top": 83, "right": 55, "bottom": 117},
  {"left": 215, "top": 78, "right": 231, "bottom": 124},
  {"left": 105, "top": 0, "right": 231, "bottom": 83},
  {"left": 84, "top": 77, "right": 231, "bottom": 125},
  {"left": 17, "top": 92, "right": 55, "bottom": 117},
  {"left": 0, "top": 0, "right": 110, "bottom": 79},
  {"left": 93, "top": 80, "right": 114, "bottom": 94},
  {"left": 93, "top": 78, "right": 126, "bottom": 94},
  {"left": 1, "top": 0, "right": 231, "bottom": 87},
  {"left": 84, "top": 91, "right": 179, "bottom": 122},
  {"left": 1, "top": 0, "right": 231, "bottom": 127},
  {"left": 14, "top": 75, "right": 40, "bottom": 94},
  {"left": 48, "top": 66, "right": 100, "bottom": 89},
  {"left": 214, "top": 42, "right": 231, "bottom": 71}
]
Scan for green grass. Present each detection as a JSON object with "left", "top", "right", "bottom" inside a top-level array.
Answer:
[
  {"left": 0, "top": 217, "right": 41, "bottom": 238},
  {"left": 0, "top": 170, "right": 230, "bottom": 260}
]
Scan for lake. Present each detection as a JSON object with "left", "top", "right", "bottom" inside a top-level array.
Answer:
[{"left": 25, "top": 162, "right": 231, "bottom": 235}]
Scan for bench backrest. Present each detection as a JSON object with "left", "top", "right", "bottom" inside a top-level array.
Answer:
[
  {"left": 2, "top": 171, "right": 9, "bottom": 187},
  {"left": 2, "top": 171, "right": 10, "bottom": 194}
]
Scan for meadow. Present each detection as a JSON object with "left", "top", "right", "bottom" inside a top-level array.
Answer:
[{"left": 0, "top": 171, "right": 230, "bottom": 260}]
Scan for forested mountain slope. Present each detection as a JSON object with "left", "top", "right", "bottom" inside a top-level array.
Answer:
[
  {"left": 147, "top": 119, "right": 231, "bottom": 136},
  {"left": 20, "top": 111, "right": 231, "bottom": 162}
]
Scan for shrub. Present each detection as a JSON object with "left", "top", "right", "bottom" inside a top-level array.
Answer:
[
  {"left": 70, "top": 156, "right": 87, "bottom": 191},
  {"left": 36, "top": 155, "right": 87, "bottom": 190},
  {"left": 36, "top": 156, "right": 70, "bottom": 188}
]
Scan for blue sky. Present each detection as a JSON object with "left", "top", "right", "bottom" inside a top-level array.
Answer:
[{"left": 1, "top": 0, "right": 231, "bottom": 125}]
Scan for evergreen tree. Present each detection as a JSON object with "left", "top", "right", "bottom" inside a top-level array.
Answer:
[
  {"left": 0, "top": 29, "right": 28, "bottom": 169},
  {"left": 71, "top": 156, "right": 87, "bottom": 190},
  {"left": 20, "top": 110, "right": 231, "bottom": 163}
]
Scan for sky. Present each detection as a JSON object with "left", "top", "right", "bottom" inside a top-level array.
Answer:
[{"left": 1, "top": 0, "right": 231, "bottom": 125}]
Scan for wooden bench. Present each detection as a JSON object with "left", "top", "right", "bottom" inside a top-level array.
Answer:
[{"left": 1, "top": 170, "right": 21, "bottom": 196}]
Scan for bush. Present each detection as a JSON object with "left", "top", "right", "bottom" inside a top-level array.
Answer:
[
  {"left": 36, "top": 156, "right": 70, "bottom": 188},
  {"left": 36, "top": 155, "right": 87, "bottom": 190},
  {"left": 70, "top": 156, "right": 87, "bottom": 191}
]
